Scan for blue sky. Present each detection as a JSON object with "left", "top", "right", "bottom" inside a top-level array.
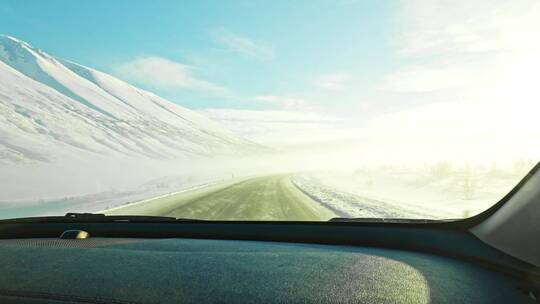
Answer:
[{"left": 0, "top": 0, "right": 403, "bottom": 114}]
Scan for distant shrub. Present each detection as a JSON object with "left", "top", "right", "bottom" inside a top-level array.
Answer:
[
  {"left": 429, "top": 161, "right": 453, "bottom": 179},
  {"left": 460, "top": 165, "right": 476, "bottom": 200}
]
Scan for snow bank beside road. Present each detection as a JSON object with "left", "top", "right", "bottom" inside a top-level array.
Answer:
[
  {"left": 293, "top": 165, "right": 528, "bottom": 219},
  {"left": 292, "top": 175, "right": 441, "bottom": 219}
]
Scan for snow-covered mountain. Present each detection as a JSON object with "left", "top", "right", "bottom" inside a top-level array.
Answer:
[
  {"left": 0, "top": 35, "right": 262, "bottom": 164},
  {"left": 0, "top": 35, "right": 264, "bottom": 201}
]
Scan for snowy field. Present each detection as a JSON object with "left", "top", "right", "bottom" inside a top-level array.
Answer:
[
  {"left": 292, "top": 163, "right": 532, "bottom": 219},
  {"left": 0, "top": 172, "right": 234, "bottom": 218}
]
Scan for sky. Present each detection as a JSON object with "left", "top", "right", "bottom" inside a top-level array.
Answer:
[
  {"left": 1, "top": 0, "right": 540, "bottom": 163},
  {"left": 0, "top": 0, "right": 400, "bottom": 113}
]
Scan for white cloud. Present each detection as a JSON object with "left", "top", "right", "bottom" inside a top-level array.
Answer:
[
  {"left": 254, "top": 95, "right": 307, "bottom": 110},
  {"left": 200, "top": 108, "right": 344, "bottom": 148},
  {"left": 115, "top": 56, "right": 224, "bottom": 92},
  {"left": 382, "top": 0, "right": 540, "bottom": 95},
  {"left": 202, "top": 108, "right": 339, "bottom": 123},
  {"left": 200, "top": 94, "right": 540, "bottom": 163},
  {"left": 380, "top": 63, "right": 478, "bottom": 93},
  {"left": 394, "top": 0, "right": 540, "bottom": 57},
  {"left": 316, "top": 73, "right": 351, "bottom": 90},
  {"left": 212, "top": 29, "right": 275, "bottom": 59}
]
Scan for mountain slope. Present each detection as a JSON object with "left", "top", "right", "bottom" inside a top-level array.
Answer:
[
  {"left": 0, "top": 35, "right": 261, "bottom": 164},
  {"left": 0, "top": 35, "right": 267, "bottom": 201}
]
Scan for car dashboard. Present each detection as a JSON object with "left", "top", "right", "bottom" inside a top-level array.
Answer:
[{"left": 0, "top": 234, "right": 535, "bottom": 304}]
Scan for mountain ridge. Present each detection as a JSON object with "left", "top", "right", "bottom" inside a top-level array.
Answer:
[
  {"left": 0, "top": 35, "right": 263, "bottom": 164},
  {"left": 0, "top": 35, "right": 268, "bottom": 201}
]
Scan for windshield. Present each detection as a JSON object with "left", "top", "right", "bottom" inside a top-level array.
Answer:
[{"left": 0, "top": 1, "right": 538, "bottom": 221}]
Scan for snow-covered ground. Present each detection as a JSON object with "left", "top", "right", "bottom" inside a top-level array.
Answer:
[
  {"left": 0, "top": 35, "right": 266, "bottom": 204},
  {"left": 0, "top": 172, "right": 234, "bottom": 218},
  {"left": 293, "top": 164, "right": 531, "bottom": 219}
]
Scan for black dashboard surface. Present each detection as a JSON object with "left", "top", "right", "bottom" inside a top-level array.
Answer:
[{"left": 0, "top": 237, "right": 532, "bottom": 304}]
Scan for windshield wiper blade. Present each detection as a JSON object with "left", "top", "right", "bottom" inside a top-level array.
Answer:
[
  {"left": 0, "top": 212, "right": 205, "bottom": 223},
  {"left": 64, "top": 212, "right": 180, "bottom": 222},
  {"left": 328, "top": 217, "right": 449, "bottom": 223}
]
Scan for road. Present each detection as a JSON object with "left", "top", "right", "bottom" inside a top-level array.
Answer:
[{"left": 105, "top": 175, "right": 336, "bottom": 221}]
